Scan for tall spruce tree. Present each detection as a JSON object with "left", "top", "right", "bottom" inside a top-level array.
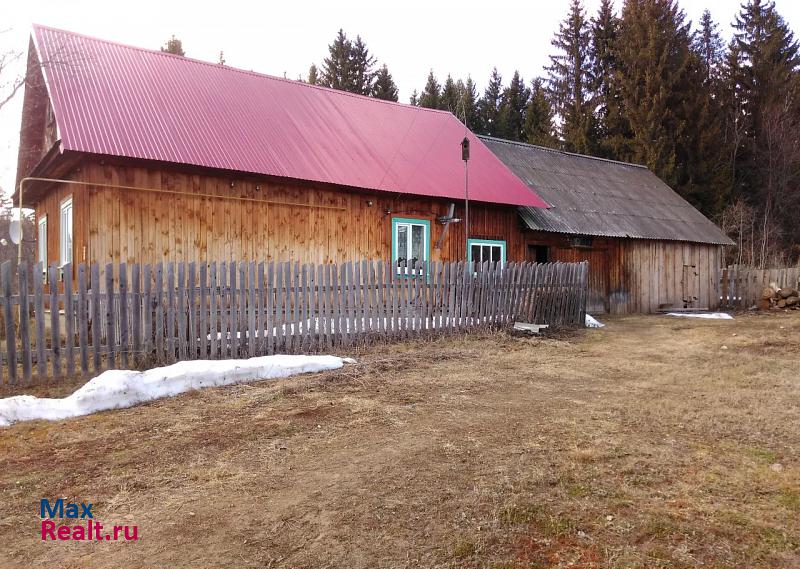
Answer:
[
  {"left": 372, "top": 64, "right": 399, "bottom": 101},
  {"left": 478, "top": 68, "right": 504, "bottom": 136},
  {"left": 694, "top": 9, "right": 724, "bottom": 84},
  {"left": 441, "top": 74, "right": 460, "bottom": 112},
  {"left": 418, "top": 70, "right": 442, "bottom": 109},
  {"left": 499, "top": 71, "right": 530, "bottom": 141},
  {"left": 457, "top": 77, "right": 481, "bottom": 130},
  {"left": 547, "top": 0, "right": 595, "bottom": 153},
  {"left": 320, "top": 29, "right": 353, "bottom": 91},
  {"left": 524, "top": 78, "right": 558, "bottom": 147},
  {"left": 350, "top": 35, "right": 376, "bottom": 95},
  {"left": 409, "top": 89, "right": 419, "bottom": 106},
  {"left": 615, "top": 0, "right": 693, "bottom": 187},
  {"left": 591, "top": 0, "right": 632, "bottom": 160}
]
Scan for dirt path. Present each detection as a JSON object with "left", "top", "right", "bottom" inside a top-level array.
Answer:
[{"left": 1, "top": 313, "right": 799, "bottom": 568}]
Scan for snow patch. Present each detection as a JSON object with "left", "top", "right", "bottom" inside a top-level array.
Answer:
[
  {"left": 665, "top": 312, "right": 733, "bottom": 320},
  {"left": 0, "top": 355, "right": 353, "bottom": 428},
  {"left": 585, "top": 314, "right": 605, "bottom": 328}
]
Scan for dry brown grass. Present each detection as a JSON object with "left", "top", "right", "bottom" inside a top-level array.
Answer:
[{"left": 1, "top": 312, "right": 799, "bottom": 568}]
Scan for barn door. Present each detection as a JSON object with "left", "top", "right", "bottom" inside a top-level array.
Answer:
[{"left": 682, "top": 264, "right": 699, "bottom": 307}]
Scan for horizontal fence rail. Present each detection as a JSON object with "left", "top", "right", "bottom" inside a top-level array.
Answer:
[
  {"left": 0, "top": 259, "right": 588, "bottom": 384},
  {"left": 719, "top": 265, "right": 800, "bottom": 309}
]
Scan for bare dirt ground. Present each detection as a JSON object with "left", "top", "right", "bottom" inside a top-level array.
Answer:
[{"left": 1, "top": 312, "right": 799, "bottom": 568}]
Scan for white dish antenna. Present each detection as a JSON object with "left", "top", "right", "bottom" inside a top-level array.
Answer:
[{"left": 9, "top": 215, "right": 21, "bottom": 245}]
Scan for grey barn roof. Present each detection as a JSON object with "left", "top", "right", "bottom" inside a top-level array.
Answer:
[{"left": 481, "top": 136, "right": 733, "bottom": 246}]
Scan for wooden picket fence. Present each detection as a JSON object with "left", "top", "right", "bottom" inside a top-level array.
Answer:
[
  {"left": 0, "top": 259, "right": 588, "bottom": 384},
  {"left": 719, "top": 265, "right": 800, "bottom": 309}
]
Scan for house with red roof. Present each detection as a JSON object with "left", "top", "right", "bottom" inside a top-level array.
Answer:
[{"left": 14, "top": 25, "right": 546, "bottom": 276}]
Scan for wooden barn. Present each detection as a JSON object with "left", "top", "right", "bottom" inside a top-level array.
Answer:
[
  {"left": 482, "top": 137, "right": 734, "bottom": 314},
  {"left": 14, "top": 25, "right": 545, "bottom": 275}
]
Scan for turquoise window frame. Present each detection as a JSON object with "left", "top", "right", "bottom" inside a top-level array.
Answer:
[
  {"left": 467, "top": 238, "right": 507, "bottom": 266},
  {"left": 391, "top": 217, "right": 430, "bottom": 276}
]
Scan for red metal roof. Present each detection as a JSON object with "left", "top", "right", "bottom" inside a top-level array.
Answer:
[{"left": 32, "top": 25, "right": 546, "bottom": 208}]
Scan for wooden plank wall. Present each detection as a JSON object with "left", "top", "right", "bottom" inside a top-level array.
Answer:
[
  {"left": 0, "top": 260, "right": 589, "bottom": 385},
  {"left": 35, "top": 158, "right": 527, "bottom": 270},
  {"left": 525, "top": 231, "right": 723, "bottom": 313}
]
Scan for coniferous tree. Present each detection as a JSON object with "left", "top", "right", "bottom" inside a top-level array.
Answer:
[
  {"left": 457, "top": 77, "right": 481, "bottom": 130},
  {"left": 499, "top": 71, "right": 530, "bottom": 141},
  {"left": 372, "top": 64, "right": 399, "bottom": 101},
  {"left": 615, "top": 0, "right": 693, "bottom": 187},
  {"left": 547, "top": 0, "right": 595, "bottom": 153},
  {"left": 729, "top": 0, "right": 800, "bottom": 261},
  {"left": 591, "top": 0, "right": 632, "bottom": 160},
  {"left": 418, "top": 70, "right": 442, "bottom": 109},
  {"left": 441, "top": 74, "right": 460, "bottom": 112},
  {"left": 308, "top": 64, "right": 320, "bottom": 85},
  {"left": 693, "top": 9, "right": 724, "bottom": 84},
  {"left": 320, "top": 29, "right": 353, "bottom": 91},
  {"left": 409, "top": 89, "right": 419, "bottom": 106},
  {"left": 161, "top": 35, "right": 185, "bottom": 56},
  {"left": 350, "top": 35, "right": 376, "bottom": 95},
  {"left": 478, "top": 68, "right": 504, "bottom": 136},
  {"left": 524, "top": 78, "right": 558, "bottom": 147}
]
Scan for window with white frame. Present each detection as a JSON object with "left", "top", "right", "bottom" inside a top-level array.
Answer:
[
  {"left": 392, "top": 218, "right": 429, "bottom": 275},
  {"left": 468, "top": 239, "right": 506, "bottom": 266},
  {"left": 38, "top": 216, "right": 47, "bottom": 266},
  {"left": 59, "top": 197, "right": 73, "bottom": 266}
]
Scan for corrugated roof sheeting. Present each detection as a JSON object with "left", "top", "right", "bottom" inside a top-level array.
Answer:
[
  {"left": 482, "top": 137, "right": 733, "bottom": 245},
  {"left": 32, "top": 25, "right": 547, "bottom": 208}
]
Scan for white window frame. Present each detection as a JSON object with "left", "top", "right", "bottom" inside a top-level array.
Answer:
[
  {"left": 392, "top": 217, "right": 430, "bottom": 276},
  {"left": 59, "top": 197, "right": 73, "bottom": 267},
  {"left": 468, "top": 238, "right": 507, "bottom": 267},
  {"left": 38, "top": 215, "right": 47, "bottom": 268}
]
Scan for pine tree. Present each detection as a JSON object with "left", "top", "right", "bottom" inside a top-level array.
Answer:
[
  {"left": 321, "top": 29, "right": 353, "bottom": 91},
  {"left": 547, "top": 0, "right": 595, "bottom": 153},
  {"left": 499, "top": 71, "right": 529, "bottom": 141},
  {"left": 418, "top": 70, "right": 441, "bottom": 109},
  {"left": 524, "top": 78, "right": 558, "bottom": 147},
  {"left": 372, "top": 64, "right": 399, "bottom": 101},
  {"left": 440, "top": 74, "right": 460, "bottom": 112},
  {"left": 161, "top": 35, "right": 185, "bottom": 56},
  {"left": 308, "top": 64, "right": 320, "bottom": 85},
  {"left": 350, "top": 35, "right": 376, "bottom": 95},
  {"left": 615, "top": 0, "right": 693, "bottom": 187},
  {"left": 591, "top": 0, "right": 632, "bottom": 160},
  {"left": 477, "top": 68, "right": 504, "bottom": 136},
  {"left": 409, "top": 89, "right": 419, "bottom": 106}
]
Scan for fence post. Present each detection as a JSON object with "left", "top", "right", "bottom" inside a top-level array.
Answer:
[{"left": 18, "top": 262, "right": 32, "bottom": 383}]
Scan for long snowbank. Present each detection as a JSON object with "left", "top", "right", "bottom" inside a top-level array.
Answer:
[{"left": 0, "top": 355, "right": 354, "bottom": 428}]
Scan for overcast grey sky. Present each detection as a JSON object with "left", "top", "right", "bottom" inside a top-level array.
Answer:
[{"left": 2, "top": 0, "right": 800, "bottom": 200}]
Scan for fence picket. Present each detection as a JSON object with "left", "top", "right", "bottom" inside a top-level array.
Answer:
[
  {"left": 132, "top": 264, "right": 142, "bottom": 366},
  {"left": 63, "top": 264, "right": 75, "bottom": 377},
  {"left": 35, "top": 263, "right": 48, "bottom": 379},
  {"left": 77, "top": 264, "right": 89, "bottom": 375},
  {"left": 2, "top": 262, "right": 15, "bottom": 384},
  {"left": 49, "top": 263, "right": 62, "bottom": 377},
  {"left": 18, "top": 263, "right": 32, "bottom": 382},
  {"left": 118, "top": 263, "right": 128, "bottom": 369}
]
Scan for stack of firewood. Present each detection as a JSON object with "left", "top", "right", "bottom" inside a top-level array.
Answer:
[{"left": 758, "top": 283, "right": 800, "bottom": 311}]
